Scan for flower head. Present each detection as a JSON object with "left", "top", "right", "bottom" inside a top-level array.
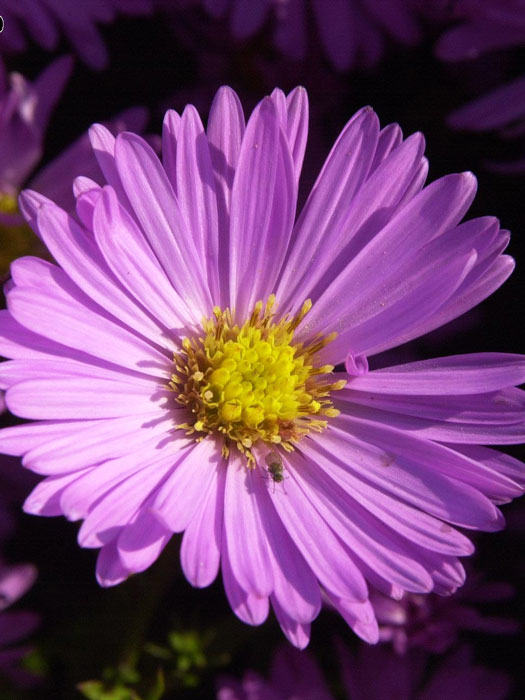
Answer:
[
  {"left": 370, "top": 570, "right": 519, "bottom": 654},
  {"left": 169, "top": 0, "right": 424, "bottom": 71},
  {"left": 1, "top": 86, "right": 524, "bottom": 648},
  {"left": 0, "top": 0, "right": 152, "bottom": 69},
  {"left": 0, "top": 57, "right": 148, "bottom": 278},
  {"left": 217, "top": 642, "right": 511, "bottom": 700},
  {"left": 436, "top": 0, "right": 525, "bottom": 171}
]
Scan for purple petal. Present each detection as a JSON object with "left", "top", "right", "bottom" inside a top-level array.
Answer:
[
  {"left": 93, "top": 186, "right": 194, "bottom": 329},
  {"left": 223, "top": 454, "right": 274, "bottom": 597},
  {"left": 349, "top": 353, "right": 525, "bottom": 395},
  {"left": 221, "top": 542, "right": 269, "bottom": 626},
  {"left": 151, "top": 439, "right": 221, "bottom": 533},
  {"left": 180, "top": 457, "right": 226, "bottom": 587},
  {"left": 228, "top": 97, "right": 296, "bottom": 317},
  {"left": 114, "top": 131, "right": 212, "bottom": 314}
]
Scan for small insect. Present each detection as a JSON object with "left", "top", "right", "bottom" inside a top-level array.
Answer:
[{"left": 265, "top": 451, "right": 285, "bottom": 484}]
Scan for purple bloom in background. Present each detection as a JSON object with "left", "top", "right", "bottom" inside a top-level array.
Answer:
[
  {"left": 370, "top": 570, "right": 519, "bottom": 654},
  {"left": 0, "top": 56, "right": 148, "bottom": 277},
  {"left": 0, "top": 0, "right": 153, "bottom": 70},
  {"left": 435, "top": 0, "right": 525, "bottom": 172},
  {"left": 217, "top": 642, "right": 511, "bottom": 699},
  {"left": 339, "top": 642, "right": 511, "bottom": 700},
  {"left": 0, "top": 56, "right": 72, "bottom": 199},
  {"left": 0, "top": 560, "right": 39, "bottom": 688},
  {"left": 0, "top": 455, "right": 39, "bottom": 689},
  {"left": 1, "top": 86, "right": 524, "bottom": 648},
  {"left": 186, "top": 0, "right": 425, "bottom": 70}
]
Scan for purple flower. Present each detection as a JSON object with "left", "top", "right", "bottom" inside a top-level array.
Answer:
[
  {"left": 435, "top": 0, "right": 525, "bottom": 172},
  {"left": 0, "top": 466, "right": 39, "bottom": 689},
  {"left": 217, "top": 642, "right": 511, "bottom": 700},
  {"left": 339, "top": 642, "right": 511, "bottom": 700},
  {"left": 0, "top": 57, "right": 148, "bottom": 277},
  {"left": 0, "top": 56, "right": 73, "bottom": 196},
  {"left": 1, "top": 87, "right": 524, "bottom": 648},
  {"left": 370, "top": 570, "right": 519, "bottom": 654},
  {"left": 0, "top": 0, "right": 153, "bottom": 70},
  {"left": 0, "top": 560, "right": 39, "bottom": 688},
  {"left": 182, "top": 0, "right": 425, "bottom": 71}
]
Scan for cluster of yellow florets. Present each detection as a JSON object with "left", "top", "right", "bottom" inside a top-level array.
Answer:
[{"left": 170, "top": 296, "right": 345, "bottom": 464}]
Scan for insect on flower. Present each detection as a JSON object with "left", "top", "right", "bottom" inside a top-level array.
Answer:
[{"left": 265, "top": 451, "right": 286, "bottom": 485}]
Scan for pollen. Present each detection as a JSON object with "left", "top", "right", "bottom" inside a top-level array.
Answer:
[{"left": 170, "top": 296, "right": 345, "bottom": 465}]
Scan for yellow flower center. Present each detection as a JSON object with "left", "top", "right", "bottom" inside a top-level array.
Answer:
[
  {"left": 171, "top": 296, "right": 345, "bottom": 465},
  {"left": 0, "top": 191, "right": 44, "bottom": 277}
]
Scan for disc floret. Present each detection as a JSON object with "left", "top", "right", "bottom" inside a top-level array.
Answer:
[{"left": 171, "top": 296, "right": 345, "bottom": 464}]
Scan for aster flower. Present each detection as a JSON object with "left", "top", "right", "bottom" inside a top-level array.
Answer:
[
  {"left": 0, "top": 465, "right": 39, "bottom": 688},
  {"left": 0, "top": 56, "right": 148, "bottom": 278},
  {"left": 0, "top": 0, "right": 153, "bottom": 70},
  {"left": 0, "top": 56, "right": 72, "bottom": 197},
  {"left": 217, "top": 642, "right": 511, "bottom": 700},
  {"left": 370, "top": 570, "right": 519, "bottom": 654},
  {"left": 0, "top": 86, "right": 524, "bottom": 649},
  {"left": 435, "top": 0, "right": 525, "bottom": 171},
  {"left": 172, "top": 0, "right": 424, "bottom": 71},
  {"left": 0, "top": 560, "right": 39, "bottom": 688}
]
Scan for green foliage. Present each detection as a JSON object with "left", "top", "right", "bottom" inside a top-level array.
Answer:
[
  {"left": 145, "top": 626, "right": 231, "bottom": 689},
  {"left": 77, "top": 661, "right": 165, "bottom": 700}
]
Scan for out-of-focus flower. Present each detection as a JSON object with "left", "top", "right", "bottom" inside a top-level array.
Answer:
[
  {"left": 0, "top": 0, "right": 153, "bottom": 70},
  {"left": 0, "top": 461, "right": 39, "bottom": 689},
  {"left": 1, "top": 56, "right": 73, "bottom": 275},
  {"left": 370, "top": 571, "right": 519, "bottom": 654},
  {"left": 339, "top": 642, "right": 511, "bottom": 700},
  {"left": 0, "top": 560, "right": 39, "bottom": 688},
  {"left": 0, "top": 56, "right": 72, "bottom": 196},
  {"left": 0, "top": 86, "right": 524, "bottom": 649},
  {"left": 0, "top": 56, "right": 148, "bottom": 278},
  {"left": 217, "top": 642, "right": 511, "bottom": 700},
  {"left": 167, "top": 0, "right": 426, "bottom": 71},
  {"left": 435, "top": 0, "right": 525, "bottom": 172}
]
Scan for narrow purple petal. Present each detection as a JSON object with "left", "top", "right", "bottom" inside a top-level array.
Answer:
[
  {"left": 349, "top": 353, "right": 525, "bottom": 394},
  {"left": 224, "top": 454, "right": 274, "bottom": 597},
  {"left": 180, "top": 458, "right": 226, "bottom": 587}
]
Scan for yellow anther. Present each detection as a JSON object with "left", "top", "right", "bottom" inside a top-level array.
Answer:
[
  {"left": 171, "top": 297, "right": 345, "bottom": 465},
  {"left": 220, "top": 402, "right": 242, "bottom": 422},
  {"left": 210, "top": 368, "right": 230, "bottom": 385}
]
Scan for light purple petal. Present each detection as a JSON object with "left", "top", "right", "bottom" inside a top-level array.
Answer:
[
  {"left": 114, "top": 131, "right": 212, "bottom": 314},
  {"left": 22, "top": 414, "right": 172, "bottom": 475},
  {"left": 330, "top": 416, "right": 504, "bottom": 530},
  {"left": 117, "top": 509, "right": 171, "bottom": 574},
  {"left": 206, "top": 86, "right": 245, "bottom": 305},
  {"left": 180, "top": 456, "right": 226, "bottom": 587},
  {"left": 7, "top": 258, "right": 170, "bottom": 378},
  {"left": 223, "top": 453, "right": 274, "bottom": 597},
  {"left": 349, "top": 353, "right": 525, "bottom": 394},
  {"left": 268, "top": 453, "right": 368, "bottom": 601},
  {"left": 270, "top": 597, "right": 311, "bottom": 649},
  {"left": 93, "top": 186, "right": 195, "bottom": 330},
  {"left": 221, "top": 542, "right": 270, "bottom": 626},
  {"left": 277, "top": 107, "right": 380, "bottom": 310},
  {"left": 176, "top": 105, "right": 220, "bottom": 302},
  {"left": 151, "top": 438, "right": 221, "bottom": 533},
  {"left": 228, "top": 97, "right": 296, "bottom": 317},
  {"left": 300, "top": 435, "right": 474, "bottom": 557}
]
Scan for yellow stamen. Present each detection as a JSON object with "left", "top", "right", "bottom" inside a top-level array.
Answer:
[{"left": 171, "top": 298, "right": 344, "bottom": 465}]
